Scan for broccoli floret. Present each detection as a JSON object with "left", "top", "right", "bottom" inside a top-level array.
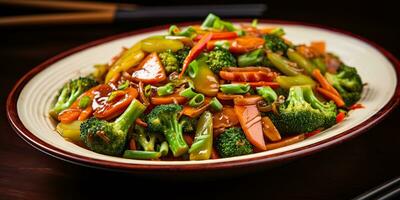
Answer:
[
  {"left": 158, "top": 47, "right": 190, "bottom": 73},
  {"left": 80, "top": 99, "right": 146, "bottom": 156},
  {"left": 50, "top": 77, "right": 97, "bottom": 120},
  {"left": 175, "top": 46, "right": 191, "bottom": 67},
  {"left": 216, "top": 127, "right": 253, "bottom": 158},
  {"left": 206, "top": 47, "right": 237, "bottom": 73},
  {"left": 302, "top": 86, "right": 337, "bottom": 128},
  {"left": 268, "top": 86, "right": 327, "bottom": 135},
  {"left": 180, "top": 115, "right": 198, "bottom": 133},
  {"left": 263, "top": 34, "right": 289, "bottom": 53},
  {"left": 325, "top": 65, "right": 363, "bottom": 106},
  {"left": 145, "top": 104, "right": 188, "bottom": 157},
  {"left": 159, "top": 50, "right": 179, "bottom": 73}
]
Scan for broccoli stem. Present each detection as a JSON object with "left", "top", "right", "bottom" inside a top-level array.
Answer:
[
  {"left": 163, "top": 116, "right": 188, "bottom": 157},
  {"left": 114, "top": 99, "right": 146, "bottom": 132},
  {"left": 302, "top": 86, "right": 325, "bottom": 110}
]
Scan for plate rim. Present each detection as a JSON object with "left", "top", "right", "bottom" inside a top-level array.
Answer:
[{"left": 6, "top": 19, "right": 400, "bottom": 172}]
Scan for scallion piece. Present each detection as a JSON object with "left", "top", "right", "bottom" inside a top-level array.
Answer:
[
  {"left": 179, "top": 87, "right": 198, "bottom": 99},
  {"left": 256, "top": 86, "right": 277, "bottom": 104},
  {"left": 157, "top": 83, "right": 174, "bottom": 96},
  {"left": 220, "top": 83, "right": 250, "bottom": 94},
  {"left": 187, "top": 60, "right": 199, "bottom": 78},
  {"left": 188, "top": 93, "right": 205, "bottom": 107},
  {"left": 210, "top": 97, "right": 223, "bottom": 112}
]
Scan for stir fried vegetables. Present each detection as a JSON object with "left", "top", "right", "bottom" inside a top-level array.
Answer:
[{"left": 50, "top": 13, "right": 364, "bottom": 161}]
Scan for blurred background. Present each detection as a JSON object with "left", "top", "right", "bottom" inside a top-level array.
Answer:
[{"left": 1, "top": 1, "right": 399, "bottom": 199}]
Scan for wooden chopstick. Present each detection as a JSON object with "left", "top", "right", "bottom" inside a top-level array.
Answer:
[
  {"left": 0, "top": 12, "right": 114, "bottom": 26},
  {"left": 0, "top": 0, "right": 130, "bottom": 11}
]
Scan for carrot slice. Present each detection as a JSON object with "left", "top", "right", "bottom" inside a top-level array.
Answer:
[
  {"left": 93, "top": 87, "right": 138, "bottom": 120},
  {"left": 219, "top": 71, "right": 276, "bottom": 82},
  {"left": 316, "top": 87, "right": 345, "bottom": 107},
  {"left": 310, "top": 41, "right": 326, "bottom": 54},
  {"left": 265, "top": 134, "right": 305, "bottom": 150},
  {"left": 58, "top": 109, "right": 81, "bottom": 123},
  {"left": 234, "top": 104, "right": 266, "bottom": 150},
  {"left": 182, "top": 99, "right": 211, "bottom": 118}
]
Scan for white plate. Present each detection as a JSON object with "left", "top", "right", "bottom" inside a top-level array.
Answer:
[{"left": 7, "top": 20, "right": 400, "bottom": 172}]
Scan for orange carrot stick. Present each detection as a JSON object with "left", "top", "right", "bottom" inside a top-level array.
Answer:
[
  {"left": 316, "top": 87, "right": 345, "bottom": 107},
  {"left": 312, "top": 69, "right": 340, "bottom": 97}
]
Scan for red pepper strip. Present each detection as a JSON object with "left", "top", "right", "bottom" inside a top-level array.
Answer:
[
  {"left": 305, "top": 129, "right": 322, "bottom": 138},
  {"left": 349, "top": 103, "right": 364, "bottom": 110},
  {"left": 336, "top": 112, "right": 346, "bottom": 123},
  {"left": 93, "top": 87, "right": 138, "bottom": 120},
  {"left": 179, "top": 33, "right": 213, "bottom": 79},
  {"left": 232, "top": 81, "right": 280, "bottom": 88},
  {"left": 193, "top": 32, "right": 238, "bottom": 41}
]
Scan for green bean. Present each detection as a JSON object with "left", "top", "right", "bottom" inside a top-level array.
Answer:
[
  {"left": 189, "top": 111, "right": 213, "bottom": 160},
  {"left": 157, "top": 83, "right": 174, "bottom": 96},
  {"left": 210, "top": 97, "right": 223, "bottom": 112},
  {"left": 276, "top": 75, "right": 316, "bottom": 89},
  {"left": 220, "top": 83, "right": 250, "bottom": 94},
  {"left": 287, "top": 49, "right": 316, "bottom": 75},
  {"left": 78, "top": 96, "right": 91, "bottom": 109},
  {"left": 312, "top": 57, "right": 327, "bottom": 74},
  {"left": 188, "top": 93, "right": 205, "bottom": 107},
  {"left": 256, "top": 86, "right": 277, "bottom": 104},
  {"left": 267, "top": 52, "right": 301, "bottom": 76},
  {"left": 179, "top": 87, "right": 198, "bottom": 99},
  {"left": 123, "top": 150, "right": 161, "bottom": 160},
  {"left": 187, "top": 60, "right": 199, "bottom": 78}
]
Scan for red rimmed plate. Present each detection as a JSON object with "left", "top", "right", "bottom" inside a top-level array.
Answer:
[{"left": 6, "top": 20, "right": 400, "bottom": 175}]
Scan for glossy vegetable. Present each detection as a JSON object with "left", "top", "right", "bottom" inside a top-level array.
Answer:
[
  {"left": 151, "top": 93, "right": 187, "bottom": 105},
  {"left": 131, "top": 52, "right": 167, "bottom": 84},
  {"left": 267, "top": 52, "right": 302, "bottom": 76},
  {"left": 220, "top": 83, "right": 250, "bottom": 94},
  {"left": 261, "top": 116, "right": 281, "bottom": 142},
  {"left": 265, "top": 134, "right": 305, "bottom": 150},
  {"left": 141, "top": 36, "right": 184, "bottom": 53},
  {"left": 157, "top": 83, "right": 175, "bottom": 96},
  {"left": 190, "top": 59, "right": 219, "bottom": 96},
  {"left": 256, "top": 86, "right": 277, "bottom": 104},
  {"left": 188, "top": 93, "right": 205, "bottom": 107},
  {"left": 179, "top": 33, "right": 212, "bottom": 78},
  {"left": 219, "top": 70, "right": 277, "bottom": 82},
  {"left": 276, "top": 75, "right": 316, "bottom": 89},
  {"left": 94, "top": 87, "right": 138, "bottom": 120},
  {"left": 80, "top": 99, "right": 146, "bottom": 155},
  {"left": 234, "top": 103, "right": 266, "bottom": 150},
  {"left": 287, "top": 49, "right": 316, "bottom": 75},
  {"left": 105, "top": 42, "right": 145, "bottom": 83},
  {"left": 189, "top": 111, "right": 213, "bottom": 160},
  {"left": 56, "top": 120, "right": 82, "bottom": 142}
]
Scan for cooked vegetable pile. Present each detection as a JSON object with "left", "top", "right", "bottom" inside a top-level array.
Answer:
[{"left": 51, "top": 14, "right": 364, "bottom": 161}]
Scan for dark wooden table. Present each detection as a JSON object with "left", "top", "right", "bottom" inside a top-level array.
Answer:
[{"left": 1, "top": 2, "right": 399, "bottom": 199}]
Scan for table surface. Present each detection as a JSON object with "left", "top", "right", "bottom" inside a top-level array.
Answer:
[{"left": 1, "top": 2, "right": 399, "bottom": 199}]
